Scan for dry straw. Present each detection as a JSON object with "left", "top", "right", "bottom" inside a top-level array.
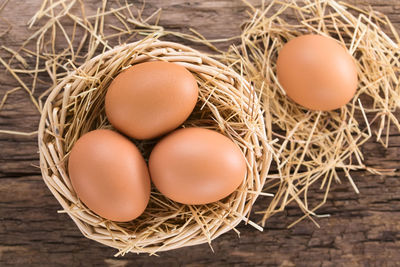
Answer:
[
  {"left": 221, "top": 0, "right": 400, "bottom": 227},
  {"left": 0, "top": 0, "right": 272, "bottom": 254},
  {"left": 5, "top": 0, "right": 273, "bottom": 254}
]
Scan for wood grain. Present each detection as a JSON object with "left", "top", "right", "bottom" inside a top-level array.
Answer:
[{"left": 0, "top": 0, "right": 399, "bottom": 266}]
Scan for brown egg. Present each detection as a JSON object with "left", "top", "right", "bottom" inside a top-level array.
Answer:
[
  {"left": 276, "top": 34, "right": 358, "bottom": 111},
  {"left": 105, "top": 61, "right": 199, "bottom": 140},
  {"left": 148, "top": 128, "right": 247, "bottom": 205},
  {"left": 68, "top": 129, "right": 150, "bottom": 222}
]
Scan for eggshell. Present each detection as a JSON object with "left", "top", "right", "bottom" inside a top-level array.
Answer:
[
  {"left": 148, "top": 128, "right": 247, "bottom": 205},
  {"left": 105, "top": 61, "right": 199, "bottom": 140},
  {"left": 68, "top": 129, "right": 150, "bottom": 222},
  {"left": 276, "top": 34, "right": 358, "bottom": 111}
]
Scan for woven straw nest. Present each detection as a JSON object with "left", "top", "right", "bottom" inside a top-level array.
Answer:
[{"left": 38, "top": 37, "right": 272, "bottom": 255}]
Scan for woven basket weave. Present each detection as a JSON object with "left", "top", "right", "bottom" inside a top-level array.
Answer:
[{"left": 38, "top": 37, "right": 272, "bottom": 254}]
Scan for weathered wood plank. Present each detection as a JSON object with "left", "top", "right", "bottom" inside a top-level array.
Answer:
[{"left": 0, "top": 0, "right": 399, "bottom": 266}]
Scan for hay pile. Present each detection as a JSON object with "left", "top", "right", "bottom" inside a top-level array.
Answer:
[
  {"left": 220, "top": 0, "right": 399, "bottom": 227},
  {"left": 1, "top": 0, "right": 272, "bottom": 254}
]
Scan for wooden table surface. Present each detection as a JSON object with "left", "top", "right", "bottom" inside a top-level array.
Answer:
[{"left": 1, "top": 0, "right": 399, "bottom": 266}]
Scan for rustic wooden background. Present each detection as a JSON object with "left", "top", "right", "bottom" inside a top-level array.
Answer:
[{"left": 1, "top": 0, "right": 399, "bottom": 266}]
